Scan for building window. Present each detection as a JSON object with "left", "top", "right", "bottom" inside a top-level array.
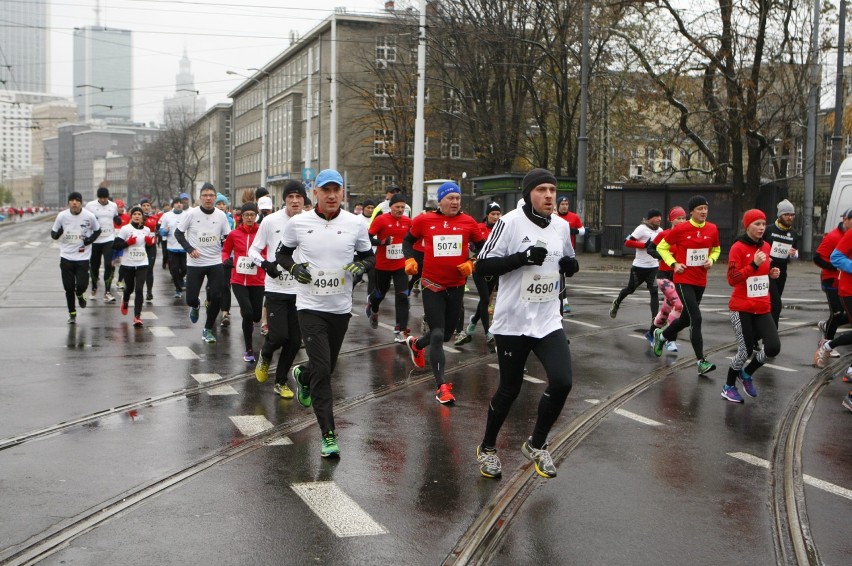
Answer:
[
  {"left": 825, "top": 135, "right": 833, "bottom": 176},
  {"left": 645, "top": 147, "right": 656, "bottom": 172},
  {"left": 373, "top": 175, "right": 396, "bottom": 191},
  {"left": 441, "top": 134, "right": 461, "bottom": 159},
  {"left": 374, "top": 129, "right": 394, "bottom": 156},
  {"left": 376, "top": 36, "right": 396, "bottom": 66},
  {"left": 375, "top": 84, "right": 396, "bottom": 110},
  {"left": 795, "top": 139, "right": 803, "bottom": 175},
  {"left": 846, "top": 135, "right": 852, "bottom": 156},
  {"left": 443, "top": 87, "right": 461, "bottom": 114},
  {"left": 661, "top": 148, "right": 673, "bottom": 170}
]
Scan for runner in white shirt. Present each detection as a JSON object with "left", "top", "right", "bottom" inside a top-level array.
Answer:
[
  {"left": 474, "top": 168, "right": 579, "bottom": 480},
  {"left": 174, "top": 182, "right": 231, "bottom": 343},
  {"left": 158, "top": 197, "right": 187, "bottom": 298},
  {"left": 609, "top": 210, "right": 663, "bottom": 334},
  {"left": 276, "top": 169, "right": 374, "bottom": 458},
  {"left": 50, "top": 191, "right": 102, "bottom": 324},
  {"left": 249, "top": 180, "right": 306, "bottom": 398},
  {"left": 113, "top": 206, "right": 155, "bottom": 326},
  {"left": 85, "top": 186, "right": 119, "bottom": 302}
]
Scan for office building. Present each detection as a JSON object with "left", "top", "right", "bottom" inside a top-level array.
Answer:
[
  {"left": 73, "top": 26, "right": 133, "bottom": 122},
  {"left": 0, "top": 0, "right": 49, "bottom": 93}
]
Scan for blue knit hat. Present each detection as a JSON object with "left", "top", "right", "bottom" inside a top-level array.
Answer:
[{"left": 437, "top": 182, "right": 461, "bottom": 202}]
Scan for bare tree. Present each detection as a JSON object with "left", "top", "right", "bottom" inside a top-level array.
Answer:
[
  {"left": 132, "top": 112, "right": 208, "bottom": 204},
  {"left": 610, "top": 0, "right": 814, "bottom": 213}
]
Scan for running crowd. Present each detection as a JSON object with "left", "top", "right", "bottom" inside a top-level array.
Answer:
[{"left": 47, "top": 169, "right": 852, "bottom": 476}]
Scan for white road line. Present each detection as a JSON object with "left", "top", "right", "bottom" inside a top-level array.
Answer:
[
  {"left": 265, "top": 437, "right": 294, "bottom": 446},
  {"left": 562, "top": 318, "right": 601, "bottom": 328},
  {"left": 0, "top": 241, "right": 16, "bottom": 248},
  {"left": 443, "top": 345, "right": 461, "bottom": 354},
  {"left": 488, "top": 363, "right": 545, "bottom": 383},
  {"left": 167, "top": 346, "right": 198, "bottom": 360},
  {"left": 26, "top": 241, "right": 42, "bottom": 247},
  {"left": 728, "top": 452, "right": 852, "bottom": 501},
  {"left": 724, "top": 357, "right": 796, "bottom": 373},
  {"left": 140, "top": 312, "right": 158, "bottom": 320},
  {"left": 628, "top": 334, "right": 648, "bottom": 340},
  {"left": 585, "top": 399, "right": 664, "bottom": 426},
  {"left": 149, "top": 326, "right": 175, "bottom": 337},
  {"left": 291, "top": 481, "right": 388, "bottom": 537},
  {"left": 377, "top": 321, "right": 396, "bottom": 331},
  {"left": 191, "top": 373, "right": 238, "bottom": 395},
  {"left": 229, "top": 415, "right": 278, "bottom": 436}
]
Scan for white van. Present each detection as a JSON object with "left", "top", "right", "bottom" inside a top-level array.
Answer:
[{"left": 826, "top": 157, "right": 852, "bottom": 231}]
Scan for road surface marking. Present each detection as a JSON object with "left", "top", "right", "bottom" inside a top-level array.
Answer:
[
  {"left": 724, "top": 357, "right": 796, "bottom": 372},
  {"left": 291, "top": 481, "right": 388, "bottom": 537},
  {"left": 562, "top": 318, "right": 601, "bottom": 328},
  {"left": 167, "top": 346, "right": 198, "bottom": 360},
  {"left": 444, "top": 345, "right": 461, "bottom": 353},
  {"left": 0, "top": 241, "right": 16, "bottom": 248},
  {"left": 191, "top": 373, "right": 238, "bottom": 395},
  {"left": 488, "top": 363, "right": 544, "bottom": 383},
  {"left": 149, "top": 326, "right": 175, "bottom": 337},
  {"left": 585, "top": 399, "right": 663, "bottom": 426},
  {"left": 140, "top": 312, "right": 158, "bottom": 320},
  {"left": 229, "top": 416, "right": 292, "bottom": 442},
  {"left": 628, "top": 334, "right": 649, "bottom": 340},
  {"left": 728, "top": 452, "right": 852, "bottom": 501}
]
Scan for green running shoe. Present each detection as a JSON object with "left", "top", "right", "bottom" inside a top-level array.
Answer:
[
  {"left": 652, "top": 328, "right": 665, "bottom": 357},
  {"left": 292, "top": 365, "right": 311, "bottom": 407},
  {"left": 321, "top": 430, "right": 340, "bottom": 458},
  {"left": 697, "top": 359, "right": 716, "bottom": 375}
]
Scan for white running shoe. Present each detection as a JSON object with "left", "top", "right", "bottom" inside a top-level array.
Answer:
[
  {"left": 666, "top": 341, "right": 678, "bottom": 353},
  {"left": 103, "top": 292, "right": 116, "bottom": 303}
]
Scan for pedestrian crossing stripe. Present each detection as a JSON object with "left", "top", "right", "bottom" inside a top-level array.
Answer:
[
  {"left": 487, "top": 363, "right": 544, "bottom": 383},
  {"left": 192, "top": 373, "right": 238, "bottom": 395},
  {"left": 291, "top": 481, "right": 388, "bottom": 537}
]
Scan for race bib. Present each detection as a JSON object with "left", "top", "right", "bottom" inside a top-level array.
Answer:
[
  {"left": 309, "top": 268, "right": 345, "bottom": 296},
  {"left": 100, "top": 225, "right": 114, "bottom": 237},
  {"left": 520, "top": 271, "right": 560, "bottom": 303},
  {"left": 196, "top": 231, "right": 219, "bottom": 246},
  {"left": 126, "top": 247, "right": 147, "bottom": 262},
  {"left": 63, "top": 230, "right": 83, "bottom": 244},
  {"left": 770, "top": 241, "right": 792, "bottom": 259},
  {"left": 276, "top": 269, "right": 296, "bottom": 290},
  {"left": 433, "top": 234, "right": 463, "bottom": 257},
  {"left": 235, "top": 256, "right": 257, "bottom": 275},
  {"left": 686, "top": 248, "right": 709, "bottom": 267},
  {"left": 746, "top": 275, "right": 769, "bottom": 298},
  {"left": 386, "top": 243, "right": 403, "bottom": 260}
]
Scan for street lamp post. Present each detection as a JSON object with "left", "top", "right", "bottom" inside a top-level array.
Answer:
[
  {"left": 75, "top": 83, "right": 104, "bottom": 123},
  {"left": 227, "top": 70, "right": 268, "bottom": 188}
]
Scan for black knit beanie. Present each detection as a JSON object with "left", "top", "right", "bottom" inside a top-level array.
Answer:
[{"left": 522, "top": 168, "right": 558, "bottom": 199}]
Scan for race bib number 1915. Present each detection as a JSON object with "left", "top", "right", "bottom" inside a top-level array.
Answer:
[{"left": 686, "top": 248, "right": 709, "bottom": 267}]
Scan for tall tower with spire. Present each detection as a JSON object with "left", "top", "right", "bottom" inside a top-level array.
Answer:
[{"left": 163, "top": 50, "right": 205, "bottom": 124}]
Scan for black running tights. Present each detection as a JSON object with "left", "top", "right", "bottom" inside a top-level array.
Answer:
[{"left": 482, "top": 330, "right": 573, "bottom": 450}]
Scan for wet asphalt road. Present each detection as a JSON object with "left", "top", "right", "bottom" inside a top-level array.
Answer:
[{"left": 0, "top": 217, "right": 850, "bottom": 565}]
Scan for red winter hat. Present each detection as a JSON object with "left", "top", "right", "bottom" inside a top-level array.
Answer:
[
  {"left": 742, "top": 208, "right": 766, "bottom": 229},
  {"left": 668, "top": 206, "right": 685, "bottom": 222}
]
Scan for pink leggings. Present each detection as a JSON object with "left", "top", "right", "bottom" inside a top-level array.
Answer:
[{"left": 654, "top": 277, "right": 682, "bottom": 328}]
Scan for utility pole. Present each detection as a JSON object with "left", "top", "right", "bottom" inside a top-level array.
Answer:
[
  {"left": 831, "top": 0, "right": 847, "bottom": 191},
  {"left": 803, "top": 0, "right": 822, "bottom": 257}
]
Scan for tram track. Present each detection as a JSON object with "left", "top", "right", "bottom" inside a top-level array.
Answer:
[
  {"left": 0, "top": 317, "right": 647, "bottom": 565},
  {"left": 443, "top": 320, "right": 828, "bottom": 565}
]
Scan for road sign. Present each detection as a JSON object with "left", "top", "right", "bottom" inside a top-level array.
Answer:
[{"left": 302, "top": 168, "right": 315, "bottom": 181}]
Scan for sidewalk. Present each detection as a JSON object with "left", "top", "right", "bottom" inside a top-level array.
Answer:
[{"left": 575, "top": 247, "right": 822, "bottom": 279}]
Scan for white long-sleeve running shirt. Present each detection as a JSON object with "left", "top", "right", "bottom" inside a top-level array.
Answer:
[{"left": 478, "top": 209, "right": 574, "bottom": 338}]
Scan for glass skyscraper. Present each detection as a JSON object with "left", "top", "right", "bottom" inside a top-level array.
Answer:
[
  {"left": 0, "top": 0, "right": 49, "bottom": 93},
  {"left": 73, "top": 26, "right": 132, "bottom": 122}
]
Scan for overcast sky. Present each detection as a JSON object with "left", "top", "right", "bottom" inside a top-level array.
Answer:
[{"left": 49, "top": 0, "right": 386, "bottom": 124}]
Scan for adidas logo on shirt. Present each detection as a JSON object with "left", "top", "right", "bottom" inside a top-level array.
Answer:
[{"left": 521, "top": 236, "right": 531, "bottom": 243}]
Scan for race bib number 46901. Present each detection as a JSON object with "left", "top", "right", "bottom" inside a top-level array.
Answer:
[
  {"left": 746, "top": 275, "right": 769, "bottom": 298},
  {"left": 686, "top": 248, "right": 709, "bottom": 267},
  {"left": 309, "top": 268, "right": 345, "bottom": 296},
  {"left": 432, "top": 234, "right": 463, "bottom": 257},
  {"left": 520, "top": 271, "right": 559, "bottom": 303}
]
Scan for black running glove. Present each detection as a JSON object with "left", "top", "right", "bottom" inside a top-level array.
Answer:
[{"left": 289, "top": 262, "right": 312, "bottom": 284}]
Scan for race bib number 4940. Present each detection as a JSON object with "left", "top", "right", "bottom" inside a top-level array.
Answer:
[
  {"left": 310, "top": 268, "right": 345, "bottom": 296},
  {"left": 432, "top": 234, "right": 463, "bottom": 257},
  {"left": 686, "top": 248, "right": 709, "bottom": 267}
]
